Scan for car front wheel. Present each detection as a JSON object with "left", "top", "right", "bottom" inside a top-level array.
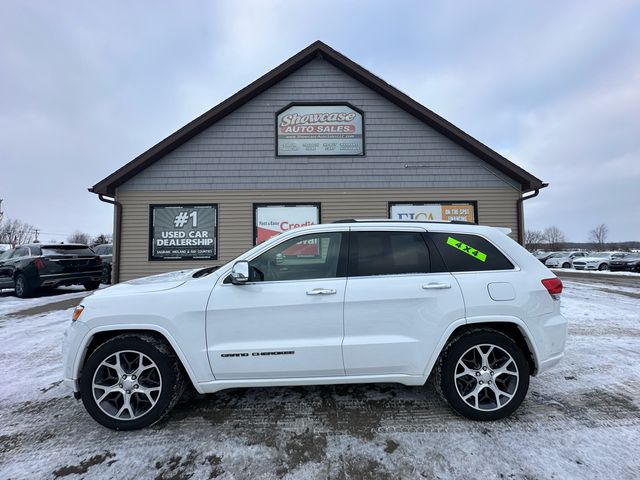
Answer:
[
  {"left": 599, "top": 263, "right": 609, "bottom": 271},
  {"left": 80, "top": 334, "right": 185, "bottom": 430},
  {"left": 436, "top": 329, "right": 530, "bottom": 421}
]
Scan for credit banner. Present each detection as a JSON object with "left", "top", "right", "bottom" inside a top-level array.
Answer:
[
  {"left": 390, "top": 203, "right": 476, "bottom": 223},
  {"left": 255, "top": 205, "right": 319, "bottom": 254},
  {"left": 277, "top": 104, "right": 363, "bottom": 156},
  {"left": 150, "top": 205, "right": 217, "bottom": 260}
]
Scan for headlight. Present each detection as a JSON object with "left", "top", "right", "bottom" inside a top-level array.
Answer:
[{"left": 72, "top": 305, "right": 85, "bottom": 322}]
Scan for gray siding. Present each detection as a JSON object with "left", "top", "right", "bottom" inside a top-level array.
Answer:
[
  {"left": 120, "top": 57, "right": 520, "bottom": 192},
  {"left": 116, "top": 187, "right": 520, "bottom": 281}
]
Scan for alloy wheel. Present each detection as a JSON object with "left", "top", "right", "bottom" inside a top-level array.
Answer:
[
  {"left": 92, "top": 350, "right": 162, "bottom": 420},
  {"left": 454, "top": 344, "right": 519, "bottom": 411}
]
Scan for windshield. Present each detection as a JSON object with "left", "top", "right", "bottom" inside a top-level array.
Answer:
[
  {"left": 0, "top": 249, "right": 14, "bottom": 260},
  {"left": 41, "top": 245, "right": 95, "bottom": 256}
]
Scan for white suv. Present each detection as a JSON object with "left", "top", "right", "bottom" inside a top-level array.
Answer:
[{"left": 63, "top": 221, "right": 567, "bottom": 430}]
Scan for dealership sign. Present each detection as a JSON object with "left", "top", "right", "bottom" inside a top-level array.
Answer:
[
  {"left": 254, "top": 204, "right": 319, "bottom": 254},
  {"left": 150, "top": 204, "right": 217, "bottom": 260},
  {"left": 390, "top": 203, "right": 476, "bottom": 223},
  {"left": 277, "top": 104, "right": 363, "bottom": 156}
]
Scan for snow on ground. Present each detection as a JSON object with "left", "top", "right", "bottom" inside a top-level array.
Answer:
[
  {"left": 0, "top": 280, "right": 639, "bottom": 479},
  {"left": 0, "top": 286, "right": 90, "bottom": 316}
]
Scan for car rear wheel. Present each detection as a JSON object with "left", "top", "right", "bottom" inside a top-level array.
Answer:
[
  {"left": 599, "top": 263, "right": 609, "bottom": 271},
  {"left": 80, "top": 334, "right": 185, "bottom": 430},
  {"left": 101, "top": 265, "right": 112, "bottom": 284},
  {"left": 14, "top": 274, "right": 33, "bottom": 298},
  {"left": 435, "top": 329, "right": 530, "bottom": 421},
  {"left": 562, "top": 262, "right": 571, "bottom": 268},
  {"left": 84, "top": 281, "right": 101, "bottom": 291}
]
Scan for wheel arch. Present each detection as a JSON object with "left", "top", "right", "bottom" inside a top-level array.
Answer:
[
  {"left": 424, "top": 317, "right": 540, "bottom": 379},
  {"left": 77, "top": 326, "right": 203, "bottom": 393}
]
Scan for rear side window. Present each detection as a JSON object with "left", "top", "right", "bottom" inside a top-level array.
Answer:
[
  {"left": 430, "top": 233, "right": 514, "bottom": 272},
  {"left": 349, "top": 231, "right": 430, "bottom": 277}
]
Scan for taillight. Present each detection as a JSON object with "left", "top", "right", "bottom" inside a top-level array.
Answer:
[
  {"left": 542, "top": 278, "right": 563, "bottom": 297},
  {"left": 94, "top": 256, "right": 102, "bottom": 265},
  {"left": 33, "top": 257, "right": 45, "bottom": 270}
]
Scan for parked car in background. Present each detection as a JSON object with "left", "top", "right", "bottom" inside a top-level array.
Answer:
[
  {"left": 0, "top": 244, "right": 11, "bottom": 253},
  {"left": 545, "top": 251, "right": 590, "bottom": 268},
  {"left": 609, "top": 254, "right": 640, "bottom": 272},
  {"left": 533, "top": 251, "right": 558, "bottom": 264},
  {"left": 0, "top": 244, "right": 103, "bottom": 297},
  {"left": 93, "top": 244, "right": 113, "bottom": 284},
  {"left": 572, "top": 252, "right": 627, "bottom": 271}
]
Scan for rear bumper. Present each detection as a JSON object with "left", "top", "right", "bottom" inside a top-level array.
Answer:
[{"left": 37, "top": 271, "right": 101, "bottom": 288}]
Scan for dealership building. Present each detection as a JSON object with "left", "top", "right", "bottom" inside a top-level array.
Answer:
[{"left": 91, "top": 41, "right": 546, "bottom": 283}]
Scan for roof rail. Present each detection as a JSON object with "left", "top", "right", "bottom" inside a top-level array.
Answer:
[{"left": 331, "top": 219, "right": 476, "bottom": 225}]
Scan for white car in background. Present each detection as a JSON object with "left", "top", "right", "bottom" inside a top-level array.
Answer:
[
  {"left": 544, "top": 251, "right": 590, "bottom": 269},
  {"left": 572, "top": 252, "right": 627, "bottom": 271}
]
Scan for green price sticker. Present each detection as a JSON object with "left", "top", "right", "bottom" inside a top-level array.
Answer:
[{"left": 446, "top": 236, "right": 487, "bottom": 262}]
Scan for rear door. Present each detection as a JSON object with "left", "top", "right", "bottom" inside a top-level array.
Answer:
[{"left": 342, "top": 228, "right": 465, "bottom": 376}]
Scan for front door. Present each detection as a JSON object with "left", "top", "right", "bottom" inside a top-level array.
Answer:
[
  {"left": 343, "top": 228, "right": 465, "bottom": 376},
  {"left": 206, "top": 231, "right": 347, "bottom": 380}
]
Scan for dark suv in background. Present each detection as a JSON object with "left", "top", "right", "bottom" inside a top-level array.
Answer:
[
  {"left": 0, "top": 244, "right": 103, "bottom": 297},
  {"left": 93, "top": 244, "right": 113, "bottom": 284}
]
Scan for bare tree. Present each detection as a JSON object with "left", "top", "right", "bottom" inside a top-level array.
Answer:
[
  {"left": 588, "top": 224, "right": 608, "bottom": 251},
  {"left": 91, "top": 233, "right": 113, "bottom": 247},
  {"left": 67, "top": 230, "right": 91, "bottom": 245},
  {"left": 543, "top": 226, "right": 566, "bottom": 251},
  {"left": 524, "top": 229, "right": 545, "bottom": 251},
  {"left": 0, "top": 218, "right": 36, "bottom": 245}
]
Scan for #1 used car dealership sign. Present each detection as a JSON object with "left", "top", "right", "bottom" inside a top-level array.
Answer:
[
  {"left": 277, "top": 104, "right": 363, "bottom": 156},
  {"left": 150, "top": 204, "right": 218, "bottom": 260}
]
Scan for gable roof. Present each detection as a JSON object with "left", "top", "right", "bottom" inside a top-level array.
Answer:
[{"left": 91, "top": 40, "right": 545, "bottom": 196}]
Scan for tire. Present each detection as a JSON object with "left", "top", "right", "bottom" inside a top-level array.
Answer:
[
  {"left": 435, "top": 329, "right": 530, "bottom": 421},
  {"left": 101, "top": 265, "right": 112, "bottom": 284},
  {"left": 84, "top": 281, "right": 101, "bottom": 291},
  {"left": 80, "top": 334, "right": 185, "bottom": 430},
  {"left": 562, "top": 262, "right": 571, "bottom": 269},
  {"left": 599, "top": 263, "right": 609, "bottom": 271},
  {"left": 14, "top": 274, "right": 33, "bottom": 298}
]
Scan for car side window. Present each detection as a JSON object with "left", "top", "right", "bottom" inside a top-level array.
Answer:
[
  {"left": 249, "top": 232, "right": 345, "bottom": 282},
  {"left": 14, "top": 247, "right": 29, "bottom": 258},
  {"left": 429, "top": 232, "right": 514, "bottom": 272},
  {"left": 348, "top": 231, "right": 430, "bottom": 277}
]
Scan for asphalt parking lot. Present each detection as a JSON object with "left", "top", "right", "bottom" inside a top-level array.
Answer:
[{"left": 1, "top": 275, "right": 639, "bottom": 479}]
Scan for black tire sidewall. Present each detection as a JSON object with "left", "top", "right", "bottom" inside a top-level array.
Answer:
[
  {"left": 15, "top": 274, "right": 29, "bottom": 298},
  {"left": 440, "top": 330, "right": 530, "bottom": 421},
  {"left": 562, "top": 262, "right": 571, "bottom": 268},
  {"left": 80, "top": 336, "right": 177, "bottom": 430}
]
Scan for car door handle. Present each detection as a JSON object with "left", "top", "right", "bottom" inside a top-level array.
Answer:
[
  {"left": 306, "top": 288, "right": 337, "bottom": 296},
  {"left": 422, "top": 282, "right": 451, "bottom": 290}
]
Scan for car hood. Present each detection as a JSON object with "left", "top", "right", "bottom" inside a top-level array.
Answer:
[{"left": 89, "top": 268, "right": 208, "bottom": 297}]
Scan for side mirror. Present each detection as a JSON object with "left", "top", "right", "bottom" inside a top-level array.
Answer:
[{"left": 230, "top": 260, "right": 250, "bottom": 284}]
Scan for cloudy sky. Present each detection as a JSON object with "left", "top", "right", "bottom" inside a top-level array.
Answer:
[{"left": 1, "top": 0, "right": 638, "bottom": 242}]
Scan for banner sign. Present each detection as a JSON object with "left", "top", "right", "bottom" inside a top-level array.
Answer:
[
  {"left": 390, "top": 202, "right": 476, "bottom": 223},
  {"left": 277, "top": 104, "right": 363, "bottom": 156},
  {"left": 254, "top": 204, "right": 320, "bottom": 256},
  {"left": 150, "top": 204, "right": 217, "bottom": 260}
]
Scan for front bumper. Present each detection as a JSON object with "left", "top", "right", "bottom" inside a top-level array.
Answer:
[{"left": 62, "top": 320, "right": 90, "bottom": 393}]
